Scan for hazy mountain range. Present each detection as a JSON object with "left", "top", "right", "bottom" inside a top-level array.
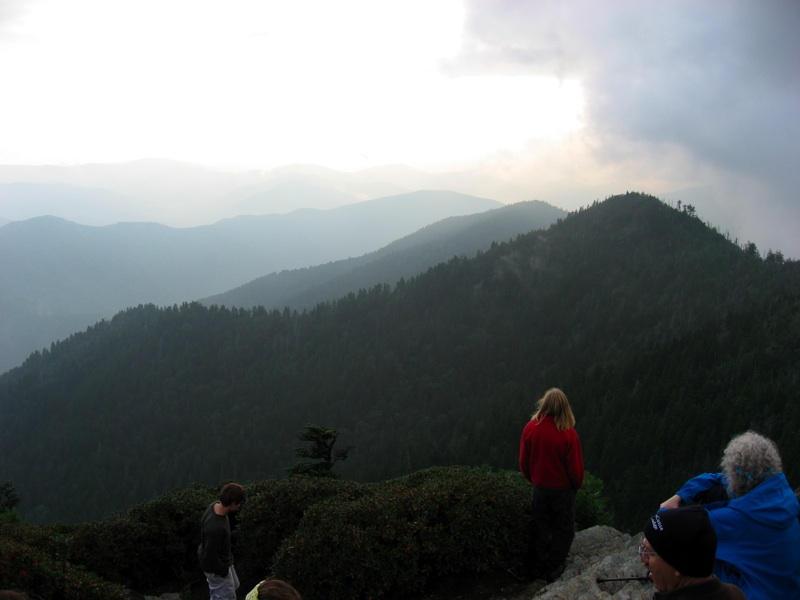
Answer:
[
  {"left": 201, "top": 199, "right": 565, "bottom": 312},
  {"left": 0, "top": 158, "right": 538, "bottom": 227},
  {"left": 2, "top": 190, "right": 537, "bottom": 374}
]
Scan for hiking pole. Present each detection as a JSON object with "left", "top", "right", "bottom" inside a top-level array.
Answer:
[{"left": 596, "top": 575, "right": 651, "bottom": 583}]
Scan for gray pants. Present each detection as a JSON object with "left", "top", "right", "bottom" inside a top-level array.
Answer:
[{"left": 204, "top": 565, "right": 240, "bottom": 600}]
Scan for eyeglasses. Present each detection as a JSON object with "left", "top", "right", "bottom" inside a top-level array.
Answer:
[{"left": 638, "top": 544, "right": 658, "bottom": 558}]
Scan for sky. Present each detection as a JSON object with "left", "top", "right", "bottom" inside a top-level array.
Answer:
[{"left": 1, "top": 0, "right": 798, "bottom": 256}]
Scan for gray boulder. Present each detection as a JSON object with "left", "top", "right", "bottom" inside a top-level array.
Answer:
[{"left": 508, "top": 526, "right": 653, "bottom": 599}]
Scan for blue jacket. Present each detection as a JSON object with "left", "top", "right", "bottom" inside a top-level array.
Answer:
[{"left": 675, "top": 472, "right": 800, "bottom": 599}]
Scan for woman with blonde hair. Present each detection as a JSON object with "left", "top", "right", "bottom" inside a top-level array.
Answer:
[{"left": 519, "top": 387, "right": 584, "bottom": 582}]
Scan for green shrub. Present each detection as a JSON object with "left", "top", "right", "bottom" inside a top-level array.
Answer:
[
  {"left": 68, "top": 483, "right": 215, "bottom": 589},
  {"left": 0, "top": 468, "right": 614, "bottom": 599},
  {"left": 271, "top": 467, "right": 532, "bottom": 600},
  {"left": 0, "top": 524, "right": 127, "bottom": 600},
  {"left": 235, "top": 476, "right": 364, "bottom": 582},
  {"left": 576, "top": 472, "right": 613, "bottom": 529},
  {"left": 0, "top": 509, "right": 20, "bottom": 525},
  {"left": 274, "top": 488, "right": 422, "bottom": 598}
]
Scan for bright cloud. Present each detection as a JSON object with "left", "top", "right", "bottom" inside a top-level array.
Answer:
[{"left": 0, "top": 0, "right": 583, "bottom": 170}]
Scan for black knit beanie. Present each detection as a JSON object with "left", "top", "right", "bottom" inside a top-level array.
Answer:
[{"left": 643, "top": 506, "right": 717, "bottom": 577}]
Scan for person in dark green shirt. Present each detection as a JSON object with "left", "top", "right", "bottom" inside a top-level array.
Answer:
[{"left": 198, "top": 483, "right": 246, "bottom": 600}]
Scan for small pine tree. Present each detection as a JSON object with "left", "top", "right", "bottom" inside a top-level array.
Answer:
[
  {"left": 0, "top": 481, "right": 21, "bottom": 524},
  {"left": 285, "top": 424, "right": 353, "bottom": 478}
]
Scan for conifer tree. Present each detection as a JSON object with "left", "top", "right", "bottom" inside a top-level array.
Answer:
[
  {"left": 286, "top": 424, "right": 353, "bottom": 478},
  {"left": 0, "top": 481, "right": 21, "bottom": 524}
]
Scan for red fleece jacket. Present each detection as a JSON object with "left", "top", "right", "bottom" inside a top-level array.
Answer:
[{"left": 519, "top": 415, "right": 584, "bottom": 490}]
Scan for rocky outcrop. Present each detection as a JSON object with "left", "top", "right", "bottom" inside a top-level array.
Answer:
[{"left": 508, "top": 525, "right": 653, "bottom": 599}]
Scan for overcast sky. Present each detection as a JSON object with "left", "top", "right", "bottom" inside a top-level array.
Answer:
[{"left": 1, "top": 0, "right": 798, "bottom": 256}]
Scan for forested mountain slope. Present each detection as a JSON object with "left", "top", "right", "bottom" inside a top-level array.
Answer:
[
  {"left": 573, "top": 291, "right": 800, "bottom": 530},
  {"left": 202, "top": 200, "right": 565, "bottom": 311},
  {"left": 0, "top": 190, "right": 499, "bottom": 374},
  {"left": 1, "top": 193, "right": 797, "bottom": 530}
]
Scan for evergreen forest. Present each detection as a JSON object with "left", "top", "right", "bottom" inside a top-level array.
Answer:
[{"left": 1, "top": 192, "right": 798, "bottom": 533}]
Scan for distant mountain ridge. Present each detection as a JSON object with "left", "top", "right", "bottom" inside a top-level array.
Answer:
[
  {"left": 0, "top": 158, "right": 510, "bottom": 226},
  {"left": 202, "top": 200, "right": 566, "bottom": 311},
  {"left": 0, "top": 190, "right": 502, "bottom": 373},
  {"left": 0, "top": 159, "right": 375, "bottom": 225}
]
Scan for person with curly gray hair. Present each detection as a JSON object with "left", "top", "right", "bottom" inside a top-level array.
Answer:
[{"left": 660, "top": 431, "right": 800, "bottom": 599}]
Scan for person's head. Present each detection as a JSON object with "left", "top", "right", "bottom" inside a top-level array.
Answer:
[
  {"left": 721, "top": 430, "right": 782, "bottom": 498},
  {"left": 219, "top": 482, "right": 246, "bottom": 509},
  {"left": 641, "top": 506, "right": 717, "bottom": 592},
  {"left": 533, "top": 387, "right": 576, "bottom": 431},
  {"left": 246, "top": 579, "right": 302, "bottom": 600}
]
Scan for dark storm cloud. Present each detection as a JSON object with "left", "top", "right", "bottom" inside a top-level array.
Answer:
[{"left": 455, "top": 0, "right": 800, "bottom": 249}]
